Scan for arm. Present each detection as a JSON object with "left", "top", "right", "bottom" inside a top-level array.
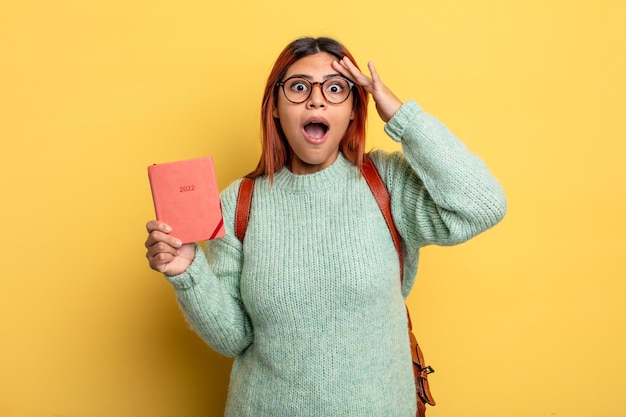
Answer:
[
  {"left": 145, "top": 182, "right": 253, "bottom": 357},
  {"left": 165, "top": 237, "right": 253, "bottom": 357},
  {"left": 333, "top": 57, "right": 506, "bottom": 247},
  {"left": 374, "top": 101, "right": 507, "bottom": 247}
]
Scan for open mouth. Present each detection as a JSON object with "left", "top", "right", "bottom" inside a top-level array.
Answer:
[{"left": 303, "top": 121, "right": 329, "bottom": 139}]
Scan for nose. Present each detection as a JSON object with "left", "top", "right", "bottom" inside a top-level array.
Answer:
[{"left": 307, "top": 82, "right": 326, "bottom": 108}]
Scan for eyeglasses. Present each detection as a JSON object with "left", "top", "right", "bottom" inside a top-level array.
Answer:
[{"left": 277, "top": 76, "right": 355, "bottom": 104}]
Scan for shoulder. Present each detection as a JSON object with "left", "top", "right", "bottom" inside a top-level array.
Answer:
[
  {"left": 367, "top": 149, "right": 414, "bottom": 188},
  {"left": 219, "top": 176, "right": 272, "bottom": 220},
  {"left": 220, "top": 177, "right": 245, "bottom": 200},
  {"left": 219, "top": 178, "right": 245, "bottom": 214},
  {"left": 210, "top": 177, "right": 251, "bottom": 250}
]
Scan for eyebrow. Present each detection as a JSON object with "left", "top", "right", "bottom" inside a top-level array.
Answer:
[{"left": 286, "top": 73, "right": 344, "bottom": 80}]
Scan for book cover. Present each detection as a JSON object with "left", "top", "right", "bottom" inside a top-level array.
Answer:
[{"left": 148, "top": 156, "right": 225, "bottom": 244}]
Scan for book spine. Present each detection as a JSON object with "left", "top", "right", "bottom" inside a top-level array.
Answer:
[{"left": 147, "top": 166, "right": 163, "bottom": 221}]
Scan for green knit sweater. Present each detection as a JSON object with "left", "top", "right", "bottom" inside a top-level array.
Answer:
[{"left": 165, "top": 101, "right": 507, "bottom": 416}]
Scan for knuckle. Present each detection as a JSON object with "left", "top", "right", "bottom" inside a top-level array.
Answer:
[
  {"left": 154, "top": 252, "right": 170, "bottom": 264},
  {"left": 155, "top": 241, "right": 169, "bottom": 252},
  {"left": 148, "top": 254, "right": 165, "bottom": 269}
]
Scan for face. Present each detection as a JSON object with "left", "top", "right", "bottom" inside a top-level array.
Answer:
[{"left": 273, "top": 52, "right": 356, "bottom": 175}]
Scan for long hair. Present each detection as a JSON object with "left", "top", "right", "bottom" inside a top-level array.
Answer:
[{"left": 248, "top": 37, "right": 369, "bottom": 180}]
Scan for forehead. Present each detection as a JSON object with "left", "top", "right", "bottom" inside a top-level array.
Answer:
[{"left": 284, "top": 52, "right": 338, "bottom": 78}]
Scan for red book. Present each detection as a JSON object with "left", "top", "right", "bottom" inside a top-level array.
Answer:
[{"left": 148, "top": 156, "right": 225, "bottom": 243}]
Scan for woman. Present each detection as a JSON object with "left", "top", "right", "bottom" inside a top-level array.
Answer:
[{"left": 145, "top": 36, "right": 506, "bottom": 416}]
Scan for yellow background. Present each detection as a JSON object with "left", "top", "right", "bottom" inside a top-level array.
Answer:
[{"left": 1, "top": 0, "right": 625, "bottom": 416}]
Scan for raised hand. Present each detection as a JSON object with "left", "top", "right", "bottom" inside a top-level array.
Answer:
[{"left": 332, "top": 57, "right": 403, "bottom": 123}]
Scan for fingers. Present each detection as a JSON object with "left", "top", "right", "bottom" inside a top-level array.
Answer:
[
  {"left": 367, "top": 61, "right": 381, "bottom": 84},
  {"left": 332, "top": 57, "right": 371, "bottom": 87},
  {"left": 145, "top": 221, "right": 181, "bottom": 248},
  {"left": 147, "top": 249, "right": 177, "bottom": 273},
  {"left": 333, "top": 56, "right": 402, "bottom": 122},
  {"left": 146, "top": 220, "right": 171, "bottom": 234},
  {"left": 331, "top": 57, "right": 351, "bottom": 78},
  {"left": 144, "top": 220, "right": 196, "bottom": 275},
  {"left": 333, "top": 57, "right": 386, "bottom": 96},
  {"left": 145, "top": 220, "right": 182, "bottom": 267}
]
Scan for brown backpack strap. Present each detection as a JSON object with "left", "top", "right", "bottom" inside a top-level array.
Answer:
[
  {"left": 361, "top": 155, "right": 404, "bottom": 281},
  {"left": 235, "top": 177, "right": 254, "bottom": 242},
  {"left": 361, "top": 155, "right": 436, "bottom": 414}
]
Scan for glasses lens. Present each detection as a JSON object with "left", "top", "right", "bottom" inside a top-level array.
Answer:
[
  {"left": 322, "top": 78, "right": 351, "bottom": 104},
  {"left": 283, "top": 78, "right": 311, "bottom": 103}
]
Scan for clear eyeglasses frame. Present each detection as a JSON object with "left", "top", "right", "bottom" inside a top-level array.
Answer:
[{"left": 277, "top": 76, "right": 355, "bottom": 104}]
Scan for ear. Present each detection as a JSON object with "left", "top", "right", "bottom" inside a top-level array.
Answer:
[
  {"left": 272, "top": 106, "right": 279, "bottom": 119},
  {"left": 350, "top": 108, "right": 355, "bottom": 121}
]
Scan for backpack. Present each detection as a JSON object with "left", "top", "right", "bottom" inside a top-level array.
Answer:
[{"left": 233, "top": 155, "right": 436, "bottom": 417}]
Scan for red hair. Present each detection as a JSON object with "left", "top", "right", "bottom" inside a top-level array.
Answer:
[{"left": 248, "top": 37, "right": 369, "bottom": 180}]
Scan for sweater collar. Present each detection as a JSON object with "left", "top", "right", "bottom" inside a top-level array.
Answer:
[{"left": 271, "top": 153, "right": 357, "bottom": 192}]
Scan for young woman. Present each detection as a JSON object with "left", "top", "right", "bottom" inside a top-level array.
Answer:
[{"left": 145, "top": 37, "right": 506, "bottom": 416}]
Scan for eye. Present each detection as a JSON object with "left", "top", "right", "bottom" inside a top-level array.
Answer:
[
  {"left": 325, "top": 79, "right": 348, "bottom": 95},
  {"left": 287, "top": 79, "right": 310, "bottom": 93}
]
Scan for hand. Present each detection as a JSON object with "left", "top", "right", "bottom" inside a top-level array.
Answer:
[
  {"left": 145, "top": 220, "right": 196, "bottom": 276},
  {"left": 332, "top": 57, "right": 403, "bottom": 123}
]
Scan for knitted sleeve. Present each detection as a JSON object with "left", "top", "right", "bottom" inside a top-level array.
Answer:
[
  {"left": 371, "top": 100, "right": 507, "bottom": 249},
  {"left": 163, "top": 179, "right": 253, "bottom": 357}
]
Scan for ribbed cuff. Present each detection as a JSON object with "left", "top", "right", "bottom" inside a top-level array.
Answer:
[
  {"left": 164, "top": 243, "right": 208, "bottom": 290},
  {"left": 384, "top": 100, "right": 422, "bottom": 142}
]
